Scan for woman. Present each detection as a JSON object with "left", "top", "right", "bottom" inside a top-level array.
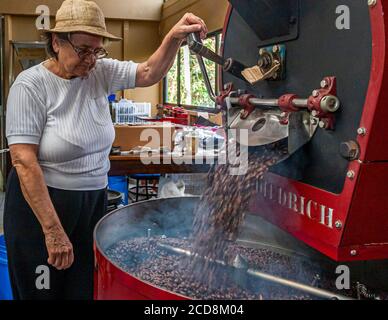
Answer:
[{"left": 4, "top": 0, "right": 207, "bottom": 300}]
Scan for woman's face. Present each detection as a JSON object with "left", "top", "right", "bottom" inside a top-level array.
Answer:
[{"left": 53, "top": 32, "right": 104, "bottom": 78}]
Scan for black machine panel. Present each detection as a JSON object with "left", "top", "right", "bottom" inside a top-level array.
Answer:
[
  {"left": 223, "top": 0, "right": 372, "bottom": 194},
  {"left": 229, "top": 0, "right": 300, "bottom": 46}
]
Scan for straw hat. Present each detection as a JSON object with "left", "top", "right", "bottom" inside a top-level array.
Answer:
[{"left": 45, "top": 0, "right": 122, "bottom": 41}]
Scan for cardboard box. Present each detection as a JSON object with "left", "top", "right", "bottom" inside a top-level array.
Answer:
[
  {"left": 187, "top": 110, "right": 223, "bottom": 126},
  {"left": 113, "top": 124, "right": 176, "bottom": 152}
]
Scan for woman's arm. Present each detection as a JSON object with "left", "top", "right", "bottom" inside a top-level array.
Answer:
[
  {"left": 10, "top": 144, "right": 74, "bottom": 271},
  {"left": 135, "top": 13, "right": 208, "bottom": 87}
]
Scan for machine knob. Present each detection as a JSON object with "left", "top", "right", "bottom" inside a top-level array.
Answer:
[
  {"left": 320, "top": 95, "right": 340, "bottom": 113},
  {"left": 340, "top": 141, "right": 360, "bottom": 160}
]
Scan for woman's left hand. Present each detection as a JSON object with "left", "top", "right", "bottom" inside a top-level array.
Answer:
[{"left": 169, "top": 13, "right": 208, "bottom": 41}]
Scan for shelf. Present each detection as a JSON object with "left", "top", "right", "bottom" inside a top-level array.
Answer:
[{"left": 11, "top": 41, "right": 47, "bottom": 70}]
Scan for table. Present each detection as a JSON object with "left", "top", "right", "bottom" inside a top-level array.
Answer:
[{"left": 109, "top": 153, "right": 218, "bottom": 176}]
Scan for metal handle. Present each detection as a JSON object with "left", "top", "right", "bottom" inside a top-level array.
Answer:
[
  {"left": 187, "top": 33, "right": 217, "bottom": 102},
  {"left": 187, "top": 33, "right": 249, "bottom": 102},
  {"left": 188, "top": 33, "right": 226, "bottom": 66},
  {"left": 196, "top": 54, "right": 217, "bottom": 102},
  {"left": 228, "top": 97, "right": 309, "bottom": 109}
]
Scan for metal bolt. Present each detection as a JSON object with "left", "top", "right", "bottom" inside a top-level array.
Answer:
[
  {"left": 350, "top": 250, "right": 357, "bottom": 256},
  {"left": 312, "top": 90, "right": 319, "bottom": 97},
  {"left": 272, "top": 45, "right": 279, "bottom": 53},
  {"left": 340, "top": 141, "right": 360, "bottom": 160},
  {"left": 357, "top": 127, "right": 367, "bottom": 136},
  {"left": 319, "top": 121, "right": 326, "bottom": 129},
  {"left": 320, "top": 95, "right": 340, "bottom": 113},
  {"left": 321, "top": 80, "right": 328, "bottom": 88},
  {"left": 368, "top": 0, "right": 377, "bottom": 7},
  {"left": 335, "top": 220, "right": 343, "bottom": 230},
  {"left": 311, "top": 110, "right": 318, "bottom": 117},
  {"left": 347, "top": 170, "right": 356, "bottom": 180}
]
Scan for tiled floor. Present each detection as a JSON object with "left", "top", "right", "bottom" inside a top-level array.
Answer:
[{"left": 0, "top": 192, "right": 4, "bottom": 234}]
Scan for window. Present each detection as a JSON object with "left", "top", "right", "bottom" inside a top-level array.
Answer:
[{"left": 164, "top": 32, "right": 222, "bottom": 109}]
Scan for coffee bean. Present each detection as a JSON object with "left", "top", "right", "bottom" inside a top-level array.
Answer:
[
  {"left": 105, "top": 236, "right": 359, "bottom": 300},
  {"left": 189, "top": 143, "right": 287, "bottom": 287},
  {"left": 103, "top": 136, "right": 380, "bottom": 300}
]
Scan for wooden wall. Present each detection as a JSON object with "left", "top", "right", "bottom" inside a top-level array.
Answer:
[
  {"left": 0, "top": 0, "right": 163, "bottom": 21},
  {"left": 1, "top": 0, "right": 163, "bottom": 114},
  {"left": 160, "top": 0, "right": 229, "bottom": 37}
]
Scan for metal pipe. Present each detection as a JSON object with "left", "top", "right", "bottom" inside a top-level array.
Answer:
[
  {"left": 229, "top": 97, "right": 278, "bottom": 107},
  {"left": 157, "top": 243, "right": 354, "bottom": 300},
  {"left": 293, "top": 99, "right": 309, "bottom": 108},
  {"left": 196, "top": 54, "right": 216, "bottom": 102},
  {"left": 158, "top": 243, "right": 192, "bottom": 256},
  {"left": 187, "top": 32, "right": 217, "bottom": 102},
  {"left": 229, "top": 97, "right": 310, "bottom": 109},
  {"left": 247, "top": 269, "right": 353, "bottom": 300},
  {"left": 157, "top": 243, "right": 226, "bottom": 266},
  {"left": 187, "top": 33, "right": 226, "bottom": 67}
]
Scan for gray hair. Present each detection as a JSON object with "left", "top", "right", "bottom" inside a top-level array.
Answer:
[{"left": 43, "top": 32, "right": 69, "bottom": 59}]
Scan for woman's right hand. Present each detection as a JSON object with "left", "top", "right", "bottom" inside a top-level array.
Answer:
[
  {"left": 44, "top": 225, "right": 74, "bottom": 270},
  {"left": 10, "top": 144, "right": 75, "bottom": 271}
]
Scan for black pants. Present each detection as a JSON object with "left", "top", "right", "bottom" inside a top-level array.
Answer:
[{"left": 3, "top": 168, "right": 107, "bottom": 300}]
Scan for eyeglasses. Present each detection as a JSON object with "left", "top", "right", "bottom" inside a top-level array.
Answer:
[{"left": 65, "top": 34, "right": 108, "bottom": 60}]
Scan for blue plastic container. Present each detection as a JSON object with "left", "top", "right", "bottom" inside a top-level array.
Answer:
[
  {"left": 108, "top": 176, "right": 129, "bottom": 205},
  {"left": 0, "top": 235, "right": 13, "bottom": 300},
  {"left": 108, "top": 94, "right": 116, "bottom": 103}
]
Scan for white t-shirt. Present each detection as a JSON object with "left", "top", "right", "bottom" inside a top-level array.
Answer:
[{"left": 6, "top": 58, "right": 138, "bottom": 191}]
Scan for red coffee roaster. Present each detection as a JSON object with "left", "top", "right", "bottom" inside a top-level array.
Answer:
[
  {"left": 215, "top": 0, "right": 388, "bottom": 263},
  {"left": 94, "top": 0, "right": 388, "bottom": 300}
]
